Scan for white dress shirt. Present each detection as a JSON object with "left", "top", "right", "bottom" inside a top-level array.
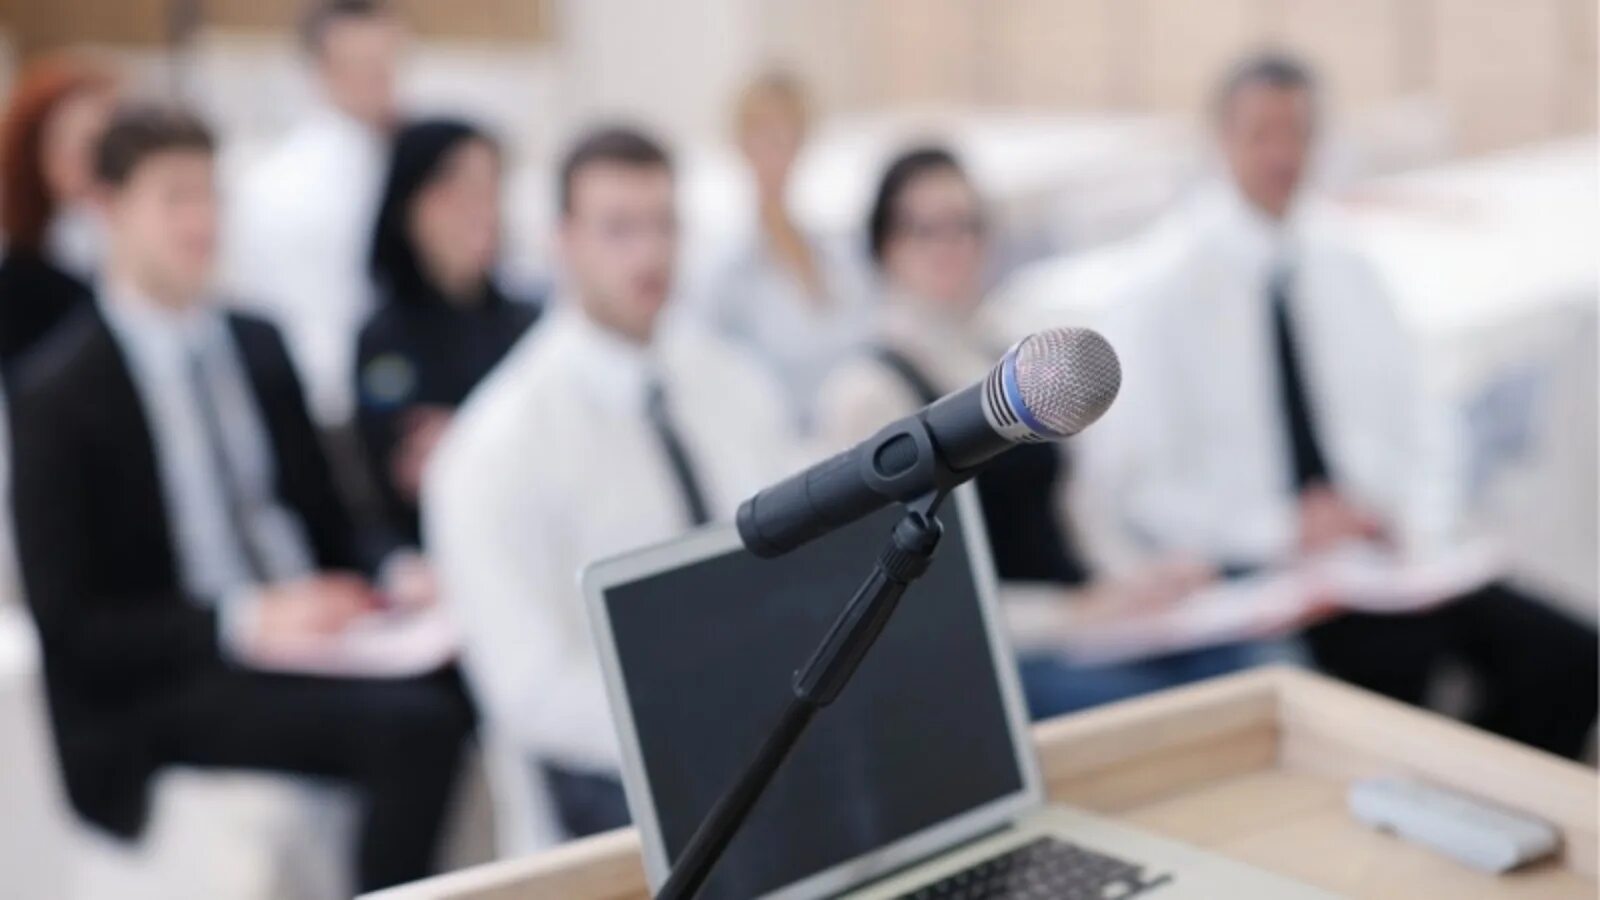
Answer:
[
  {"left": 424, "top": 305, "right": 800, "bottom": 772},
  {"left": 0, "top": 385, "right": 18, "bottom": 610},
  {"left": 694, "top": 230, "right": 875, "bottom": 431},
  {"left": 224, "top": 105, "right": 388, "bottom": 425},
  {"left": 1082, "top": 182, "right": 1460, "bottom": 566},
  {"left": 101, "top": 288, "right": 317, "bottom": 624}
]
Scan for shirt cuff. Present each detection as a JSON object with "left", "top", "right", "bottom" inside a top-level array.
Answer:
[
  {"left": 376, "top": 548, "right": 430, "bottom": 608},
  {"left": 376, "top": 548, "right": 421, "bottom": 586},
  {"left": 217, "top": 587, "right": 263, "bottom": 662}
]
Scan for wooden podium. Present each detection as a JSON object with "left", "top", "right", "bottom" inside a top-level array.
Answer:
[{"left": 372, "top": 667, "right": 1598, "bottom": 899}]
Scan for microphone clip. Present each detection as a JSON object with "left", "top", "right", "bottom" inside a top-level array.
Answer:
[{"left": 858, "top": 416, "right": 963, "bottom": 508}]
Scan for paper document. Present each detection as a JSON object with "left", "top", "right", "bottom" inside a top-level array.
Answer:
[
  {"left": 244, "top": 606, "right": 459, "bottom": 678},
  {"left": 1042, "top": 541, "right": 1502, "bottom": 666},
  {"left": 1314, "top": 541, "right": 1502, "bottom": 614}
]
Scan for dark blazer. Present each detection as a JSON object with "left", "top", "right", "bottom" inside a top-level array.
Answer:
[
  {"left": 0, "top": 248, "right": 93, "bottom": 379},
  {"left": 355, "top": 289, "right": 539, "bottom": 543},
  {"left": 9, "top": 305, "right": 390, "bottom": 838}
]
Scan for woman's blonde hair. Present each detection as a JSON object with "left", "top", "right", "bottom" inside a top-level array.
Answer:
[{"left": 733, "top": 70, "right": 811, "bottom": 136}]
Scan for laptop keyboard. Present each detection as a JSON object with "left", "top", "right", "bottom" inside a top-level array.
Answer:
[{"left": 892, "top": 836, "right": 1174, "bottom": 899}]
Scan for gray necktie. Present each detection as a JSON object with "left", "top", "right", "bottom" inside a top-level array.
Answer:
[{"left": 187, "top": 347, "right": 272, "bottom": 582}]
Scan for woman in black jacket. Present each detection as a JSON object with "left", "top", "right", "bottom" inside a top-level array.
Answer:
[
  {"left": 0, "top": 55, "right": 116, "bottom": 377},
  {"left": 355, "top": 119, "right": 541, "bottom": 543}
]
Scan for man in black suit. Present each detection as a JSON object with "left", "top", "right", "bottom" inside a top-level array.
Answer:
[{"left": 10, "top": 104, "right": 472, "bottom": 892}]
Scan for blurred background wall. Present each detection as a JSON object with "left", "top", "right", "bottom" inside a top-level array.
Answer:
[
  {"left": 5, "top": 0, "right": 1591, "bottom": 296},
  {"left": 0, "top": 0, "right": 1593, "bottom": 152},
  {"left": 776, "top": 0, "right": 1596, "bottom": 153}
]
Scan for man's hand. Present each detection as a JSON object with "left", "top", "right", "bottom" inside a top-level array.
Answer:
[
  {"left": 253, "top": 574, "right": 376, "bottom": 645},
  {"left": 1297, "top": 484, "right": 1386, "bottom": 555},
  {"left": 390, "top": 406, "right": 453, "bottom": 502}
]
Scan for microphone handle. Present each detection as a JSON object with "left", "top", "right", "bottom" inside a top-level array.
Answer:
[
  {"left": 922, "top": 377, "right": 1014, "bottom": 470},
  {"left": 737, "top": 381, "right": 1012, "bottom": 558},
  {"left": 736, "top": 449, "right": 883, "bottom": 558}
]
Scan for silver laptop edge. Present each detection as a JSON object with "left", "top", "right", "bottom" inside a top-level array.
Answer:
[{"left": 581, "top": 485, "right": 1048, "bottom": 900}]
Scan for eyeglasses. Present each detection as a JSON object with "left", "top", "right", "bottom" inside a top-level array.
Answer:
[
  {"left": 890, "top": 213, "right": 986, "bottom": 244},
  {"left": 573, "top": 213, "right": 679, "bottom": 246}
]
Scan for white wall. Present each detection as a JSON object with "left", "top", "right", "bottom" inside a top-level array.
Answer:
[{"left": 554, "top": 0, "right": 764, "bottom": 144}]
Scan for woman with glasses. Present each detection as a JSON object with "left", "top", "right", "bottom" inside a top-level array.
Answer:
[{"left": 817, "top": 146, "right": 1280, "bottom": 718}]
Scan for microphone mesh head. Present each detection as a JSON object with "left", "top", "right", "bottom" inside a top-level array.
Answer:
[{"left": 1013, "top": 328, "right": 1122, "bottom": 436}]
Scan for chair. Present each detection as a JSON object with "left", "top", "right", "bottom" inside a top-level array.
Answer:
[
  {"left": 72, "top": 770, "right": 358, "bottom": 900},
  {"left": 479, "top": 730, "right": 565, "bottom": 857}
]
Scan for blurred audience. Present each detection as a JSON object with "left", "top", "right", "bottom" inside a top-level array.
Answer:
[
  {"left": 0, "top": 11, "right": 1593, "bottom": 895},
  {"left": 0, "top": 54, "right": 116, "bottom": 377},
  {"left": 356, "top": 118, "right": 541, "bottom": 546},
  {"left": 227, "top": 0, "right": 407, "bottom": 426},
  {"left": 817, "top": 146, "right": 1280, "bottom": 718},
  {"left": 1093, "top": 52, "right": 1597, "bottom": 757},
  {"left": 696, "top": 72, "right": 873, "bottom": 433},
  {"left": 426, "top": 127, "right": 796, "bottom": 838},
  {"left": 8, "top": 103, "right": 471, "bottom": 891}
]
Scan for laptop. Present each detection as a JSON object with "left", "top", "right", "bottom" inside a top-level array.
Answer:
[{"left": 583, "top": 486, "right": 1333, "bottom": 900}]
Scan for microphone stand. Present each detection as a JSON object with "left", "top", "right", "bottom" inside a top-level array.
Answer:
[{"left": 655, "top": 489, "right": 950, "bottom": 900}]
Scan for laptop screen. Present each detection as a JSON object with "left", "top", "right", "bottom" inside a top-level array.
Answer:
[{"left": 597, "top": 496, "right": 1032, "bottom": 900}]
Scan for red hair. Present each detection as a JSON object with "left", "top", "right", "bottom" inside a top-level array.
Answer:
[{"left": 0, "top": 55, "right": 117, "bottom": 252}]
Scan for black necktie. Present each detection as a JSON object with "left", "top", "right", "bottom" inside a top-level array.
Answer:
[
  {"left": 1269, "top": 269, "right": 1331, "bottom": 489},
  {"left": 188, "top": 347, "right": 273, "bottom": 581},
  {"left": 645, "top": 379, "right": 712, "bottom": 527}
]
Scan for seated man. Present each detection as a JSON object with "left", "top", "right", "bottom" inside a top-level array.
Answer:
[
  {"left": 425, "top": 127, "right": 796, "bottom": 838},
  {"left": 10, "top": 103, "right": 472, "bottom": 892},
  {"left": 1091, "top": 52, "right": 1596, "bottom": 758},
  {"left": 225, "top": 0, "right": 405, "bottom": 426}
]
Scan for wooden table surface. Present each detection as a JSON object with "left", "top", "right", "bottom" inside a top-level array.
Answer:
[
  {"left": 1121, "top": 769, "right": 1591, "bottom": 899},
  {"left": 372, "top": 667, "right": 1599, "bottom": 900}
]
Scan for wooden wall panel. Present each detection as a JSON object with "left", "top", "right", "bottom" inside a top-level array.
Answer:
[
  {"left": 6, "top": 0, "right": 554, "bottom": 57},
  {"left": 1430, "top": 0, "right": 1569, "bottom": 151},
  {"left": 762, "top": 0, "right": 878, "bottom": 115},
  {"left": 1124, "top": 0, "right": 1266, "bottom": 113},
  {"left": 194, "top": 0, "right": 292, "bottom": 31},
  {"left": 204, "top": 0, "right": 553, "bottom": 42},
  {"left": 984, "top": 0, "right": 1118, "bottom": 109},
  {"left": 864, "top": 0, "right": 983, "bottom": 108},
  {"left": 776, "top": 0, "right": 1596, "bottom": 151},
  {"left": 1277, "top": 0, "right": 1406, "bottom": 112},
  {"left": 1557, "top": 0, "right": 1597, "bottom": 137},
  {"left": 7, "top": 0, "right": 171, "bottom": 54},
  {"left": 3, "top": 0, "right": 1592, "bottom": 153}
]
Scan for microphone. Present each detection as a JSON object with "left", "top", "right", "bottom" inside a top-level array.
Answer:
[{"left": 737, "top": 327, "right": 1121, "bottom": 557}]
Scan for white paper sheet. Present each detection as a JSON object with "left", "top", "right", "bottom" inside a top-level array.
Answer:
[
  {"left": 242, "top": 606, "right": 459, "bottom": 678},
  {"left": 1044, "top": 541, "right": 1503, "bottom": 666}
]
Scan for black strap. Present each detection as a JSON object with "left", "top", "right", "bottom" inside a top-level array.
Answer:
[
  {"left": 870, "top": 343, "right": 1090, "bottom": 585},
  {"left": 872, "top": 345, "right": 942, "bottom": 406},
  {"left": 1270, "top": 272, "right": 1331, "bottom": 489},
  {"left": 187, "top": 349, "right": 273, "bottom": 581},
  {"left": 645, "top": 380, "right": 712, "bottom": 527}
]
